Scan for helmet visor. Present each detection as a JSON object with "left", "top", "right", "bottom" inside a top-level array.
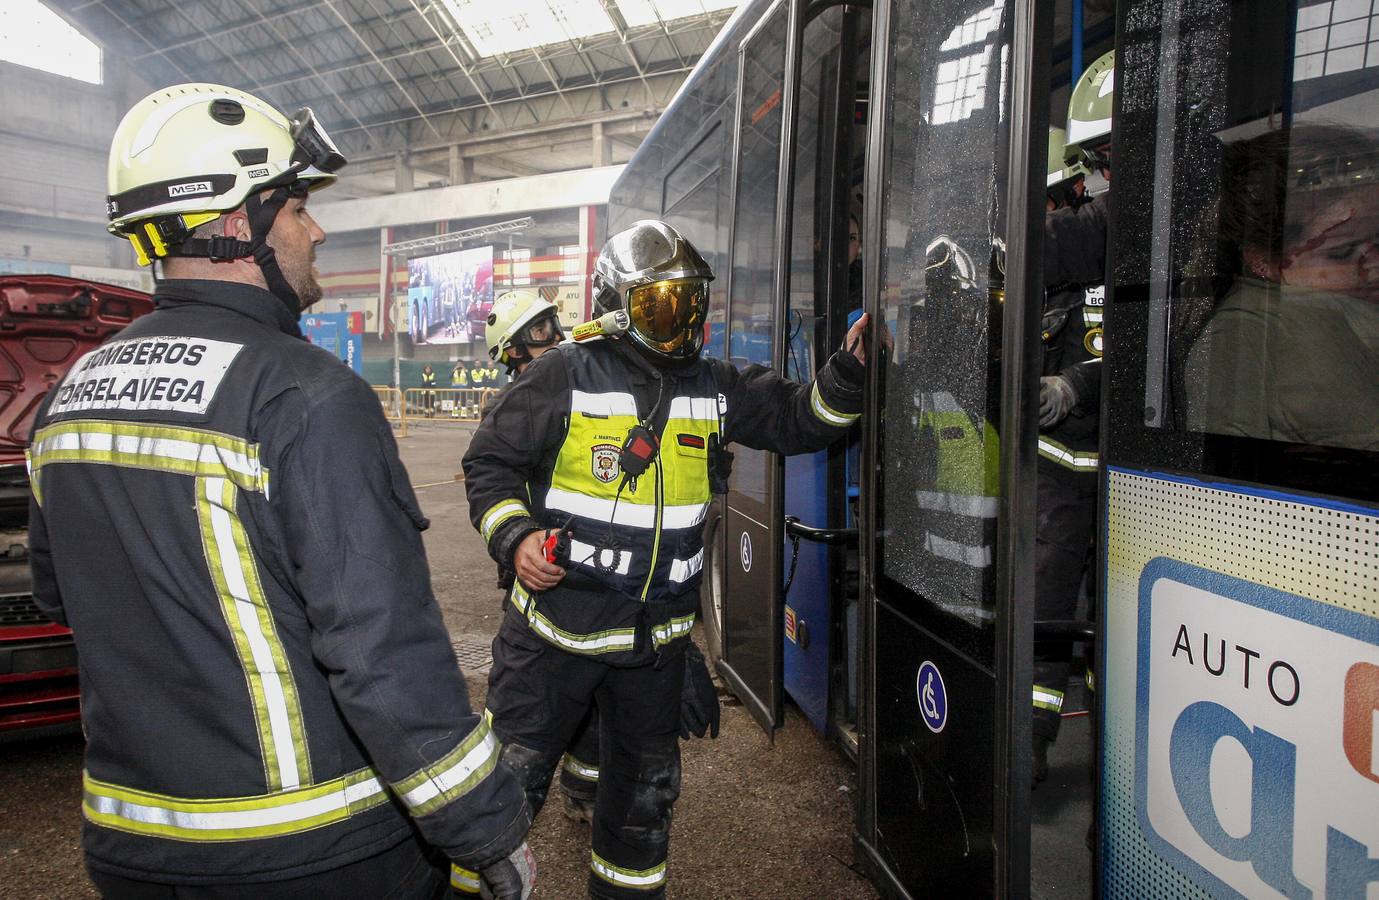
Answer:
[
  {"left": 289, "top": 107, "right": 347, "bottom": 174},
  {"left": 517, "top": 312, "right": 563, "bottom": 348},
  {"left": 627, "top": 278, "right": 709, "bottom": 353}
]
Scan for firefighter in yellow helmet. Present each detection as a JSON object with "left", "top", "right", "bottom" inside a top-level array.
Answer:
[
  {"left": 464, "top": 221, "right": 870, "bottom": 898},
  {"left": 31, "top": 83, "right": 534, "bottom": 897}
]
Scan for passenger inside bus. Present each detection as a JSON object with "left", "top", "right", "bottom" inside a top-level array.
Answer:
[{"left": 1184, "top": 124, "right": 1379, "bottom": 451}]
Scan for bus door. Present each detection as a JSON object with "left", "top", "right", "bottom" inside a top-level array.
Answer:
[
  {"left": 1099, "top": 3, "right": 1379, "bottom": 896},
  {"left": 856, "top": 0, "right": 1050, "bottom": 895},
  {"left": 778, "top": 2, "right": 870, "bottom": 741},
  {"left": 716, "top": 0, "right": 797, "bottom": 733}
]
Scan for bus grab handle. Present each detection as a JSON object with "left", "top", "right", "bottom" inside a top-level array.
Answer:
[{"left": 783, "top": 516, "right": 858, "bottom": 547}]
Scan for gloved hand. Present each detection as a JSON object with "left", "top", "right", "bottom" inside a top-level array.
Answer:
[
  {"left": 1038, "top": 375, "right": 1078, "bottom": 428},
  {"left": 478, "top": 842, "right": 536, "bottom": 900},
  {"left": 680, "top": 643, "right": 721, "bottom": 739}
]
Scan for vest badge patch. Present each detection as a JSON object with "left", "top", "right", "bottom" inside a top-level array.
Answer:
[{"left": 591, "top": 443, "right": 621, "bottom": 483}]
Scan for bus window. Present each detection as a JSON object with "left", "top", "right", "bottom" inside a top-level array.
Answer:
[
  {"left": 875, "top": 0, "right": 1007, "bottom": 651},
  {"left": 663, "top": 123, "right": 728, "bottom": 360}
]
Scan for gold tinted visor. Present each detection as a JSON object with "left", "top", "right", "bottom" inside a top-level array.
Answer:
[{"left": 627, "top": 278, "right": 709, "bottom": 352}]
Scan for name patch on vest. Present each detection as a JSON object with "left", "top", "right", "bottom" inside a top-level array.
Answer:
[
  {"left": 591, "top": 443, "right": 621, "bottom": 483},
  {"left": 49, "top": 336, "right": 243, "bottom": 416}
]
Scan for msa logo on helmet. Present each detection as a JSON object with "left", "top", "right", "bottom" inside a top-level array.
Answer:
[
  {"left": 167, "top": 181, "right": 214, "bottom": 198},
  {"left": 247, "top": 167, "right": 270, "bottom": 179}
]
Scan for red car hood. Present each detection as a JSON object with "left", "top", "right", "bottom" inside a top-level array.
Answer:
[{"left": 0, "top": 275, "right": 155, "bottom": 467}]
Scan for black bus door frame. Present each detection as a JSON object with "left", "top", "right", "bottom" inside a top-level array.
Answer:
[{"left": 854, "top": 0, "right": 1051, "bottom": 895}]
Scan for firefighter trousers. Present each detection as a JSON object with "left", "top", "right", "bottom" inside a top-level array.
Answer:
[
  {"left": 487, "top": 609, "right": 684, "bottom": 899},
  {"left": 560, "top": 705, "right": 602, "bottom": 805},
  {"left": 1032, "top": 460, "right": 1097, "bottom": 742}
]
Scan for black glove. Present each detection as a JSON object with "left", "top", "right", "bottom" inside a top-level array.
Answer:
[
  {"left": 477, "top": 842, "right": 536, "bottom": 900},
  {"left": 680, "top": 643, "right": 720, "bottom": 739}
]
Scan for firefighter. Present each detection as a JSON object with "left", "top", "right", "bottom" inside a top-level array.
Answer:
[
  {"left": 451, "top": 359, "right": 469, "bottom": 418},
  {"left": 422, "top": 362, "right": 438, "bottom": 417},
  {"left": 470, "top": 357, "right": 491, "bottom": 417},
  {"left": 29, "top": 84, "right": 533, "bottom": 898},
  {"left": 464, "top": 221, "right": 868, "bottom": 899},
  {"left": 486, "top": 290, "right": 603, "bottom": 826},
  {"left": 1033, "top": 53, "right": 1113, "bottom": 783}
]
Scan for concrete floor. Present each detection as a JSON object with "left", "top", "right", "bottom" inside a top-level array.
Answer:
[{"left": 0, "top": 420, "right": 875, "bottom": 900}]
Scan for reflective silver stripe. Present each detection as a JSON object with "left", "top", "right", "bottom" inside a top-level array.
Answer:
[
  {"left": 481, "top": 500, "right": 529, "bottom": 542},
  {"left": 924, "top": 532, "right": 993, "bottom": 568},
  {"left": 202, "top": 476, "right": 303, "bottom": 790},
  {"left": 396, "top": 725, "right": 502, "bottom": 815},
  {"left": 915, "top": 490, "right": 998, "bottom": 518},
  {"left": 1083, "top": 308, "right": 1104, "bottom": 324},
  {"left": 511, "top": 584, "right": 637, "bottom": 654},
  {"left": 591, "top": 852, "right": 667, "bottom": 889},
  {"left": 1033, "top": 687, "right": 1065, "bottom": 711},
  {"left": 1037, "top": 438, "right": 1099, "bottom": 471},
  {"left": 571, "top": 390, "right": 638, "bottom": 417},
  {"left": 570, "top": 539, "right": 632, "bottom": 575},
  {"left": 564, "top": 756, "right": 600, "bottom": 781},
  {"left": 545, "top": 487, "right": 707, "bottom": 530},
  {"left": 450, "top": 866, "right": 481, "bottom": 893},
  {"left": 810, "top": 383, "right": 859, "bottom": 426},
  {"left": 667, "top": 396, "right": 719, "bottom": 421},
  {"left": 83, "top": 771, "right": 386, "bottom": 838},
  {"left": 651, "top": 614, "right": 696, "bottom": 647},
  {"left": 668, "top": 549, "right": 704, "bottom": 583}
]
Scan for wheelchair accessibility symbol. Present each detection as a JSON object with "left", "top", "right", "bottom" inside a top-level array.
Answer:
[
  {"left": 740, "top": 531, "right": 752, "bottom": 572},
  {"left": 916, "top": 660, "right": 948, "bottom": 733}
]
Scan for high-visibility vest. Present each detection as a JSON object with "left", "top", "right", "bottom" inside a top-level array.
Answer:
[
  {"left": 451, "top": 367, "right": 467, "bottom": 387},
  {"left": 540, "top": 347, "right": 717, "bottom": 603}
]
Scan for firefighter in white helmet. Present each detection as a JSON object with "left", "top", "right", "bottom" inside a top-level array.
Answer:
[{"left": 30, "top": 83, "right": 534, "bottom": 898}]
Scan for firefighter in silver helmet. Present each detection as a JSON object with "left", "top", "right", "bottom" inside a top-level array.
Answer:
[
  {"left": 463, "top": 220, "right": 870, "bottom": 898},
  {"left": 30, "top": 83, "right": 533, "bottom": 898}
]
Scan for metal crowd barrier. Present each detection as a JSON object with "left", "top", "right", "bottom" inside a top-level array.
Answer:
[
  {"left": 401, "top": 388, "right": 499, "bottom": 423},
  {"left": 372, "top": 387, "right": 407, "bottom": 437}
]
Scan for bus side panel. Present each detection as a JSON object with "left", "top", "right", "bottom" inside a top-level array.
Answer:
[{"left": 782, "top": 448, "right": 831, "bottom": 732}]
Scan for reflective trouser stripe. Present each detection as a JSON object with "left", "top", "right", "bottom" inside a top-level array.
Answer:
[
  {"left": 668, "top": 549, "right": 704, "bottom": 584},
  {"left": 810, "top": 382, "right": 859, "bottom": 427},
  {"left": 564, "top": 755, "right": 600, "bottom": 782},
  {"left": 545, "top": 487, "right": 708, "bottom": 531},
  {"left": 1037, "top": 437, "right": 1098, "bottom": 472},
  {"left": 29, "top": 420, "right": 270, "bottom": 501},
  {"left": 451, "top": 865, "right": 481, "bottom": 894},
  {"left": 511, "top": 584, "right": 693, "bottom": 653},
  {"left": 392, "top": 714, "right": 503, "bottom": 818},
  {"left": 924, "top": 532, "right": 993, "bottom": 568},
  {"left": 82, "top": 769, "right": 388, "bottom": 841},
  {"left": 1033, "top": 687, "right": 1065, "bottom": 713},
  {"left": 511, "top": 583, "right": 637, "bottom": 654},
  {"left": 591, "top": 851, "right": 667, "bottom": 890},
  {"left": 481, "top": 499, "right": 529, "bottom": 542},
  {"left": 197, "top": 475, "right": 310, "bottom": 790},
  {"left": 570, "top": 539, "right": 633, "bottom": 575}
]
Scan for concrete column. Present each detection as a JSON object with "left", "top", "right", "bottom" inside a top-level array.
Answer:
[
  {"left": 592, "top": 122, "right": 612, "bottom": 168},
  {"left": 394, "top": 152, "right": 414, "bottom": 193},
  {"left": 579, "top": 205, "right": 599, "bottom": 320},
  {"left": 449, "top": 145, "right": 476, "bottom": 185}
]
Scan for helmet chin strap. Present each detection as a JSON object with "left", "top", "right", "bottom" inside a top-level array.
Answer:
[{"left": 245, "top": 187, "right": 304, "bottom": 316}]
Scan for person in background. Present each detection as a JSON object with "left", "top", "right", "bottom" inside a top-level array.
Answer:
[
  {"left": 451, "top": 358, "right": 469, "bottom": 419},
  {"left": 30, "top": 82, "right": 533, "bottom": 899},
  {"left": 422, "top": 362, "right": 438, "bottom": 418}
]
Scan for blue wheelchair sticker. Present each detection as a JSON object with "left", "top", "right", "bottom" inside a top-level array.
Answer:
[{"left": 916, "top": 660, "right": 948, "bottom": 733}]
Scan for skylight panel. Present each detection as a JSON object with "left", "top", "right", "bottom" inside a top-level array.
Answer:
[
  {"left": 440, "top": 0, "right": 616, "bottom": 56},
  {"left": 0, "top": 0, "right": 101, "bottom": 84},
  {"left": 617, "top": 0, "right": 738, "bottom": 28}
]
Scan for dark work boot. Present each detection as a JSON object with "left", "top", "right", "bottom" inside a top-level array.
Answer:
[
  {"left": 562, "top": 790, "right": 595, "bottom": 825},
  {"left": 1032, "top": 733, "right": 1052, "bottom": 788}
]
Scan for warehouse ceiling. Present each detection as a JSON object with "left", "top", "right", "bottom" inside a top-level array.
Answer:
[{"left": 54, "top": 0, "right": 738, "bottom": 194}]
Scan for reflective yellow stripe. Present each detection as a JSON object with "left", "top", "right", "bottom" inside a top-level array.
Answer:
[
  {"left": 197, "top": 476, "right": 311, "bottom": 790},
  {"left": 651, "top": 613, "right": 696, "bottom": 648},
  {"left": 810, "top": 383, "right": 859, "bottom": 427},
  {"left": 1037, "top": 437, "right": 1099, "bottom": 472},
  {"left": 82, "top": 768, "right": 387, "bottom": 841},
  {"left": 29, "top": 420, "right": 269, "bottom": 495},
  {"left": 563, "top": 755, "right": 600, "bottom": 781},
  {"left": 392, "top": 714, "right": 502, "bottom": 818},
  {"left": 480, "top": 499, "right": 529, "bottom": 542},
  {"left": 591, "top": 851, "right": 667, "bottom": 889},
  {"left": 1033, "top": 687, "right": 1065, "bottom": 713},
  {"left": 451, "top": 865, "right": 482, "bottom": 893},
  {"left": 24, "top": 447, "right": 41, "bottom": 507},
  {"left": 511, "top": 583, "right": 637, "bottom": 654}
]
